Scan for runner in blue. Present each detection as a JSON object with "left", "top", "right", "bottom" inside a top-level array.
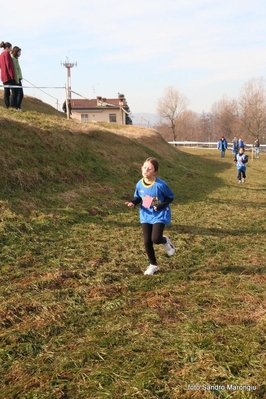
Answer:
[
  {"left": 125, "top": 157, "right": 175, "bottom": 275},
  {"left": 234, "top": 147, "right": 248, "bottom": 183}
]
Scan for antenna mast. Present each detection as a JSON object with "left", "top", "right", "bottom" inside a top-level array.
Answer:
[{"left": 61, "top": 57, "right": 77, "bottom": 99}]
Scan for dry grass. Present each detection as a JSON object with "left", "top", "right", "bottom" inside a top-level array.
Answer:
[{"left": 0, "top": 102, "right": 266, "bottom": 398}]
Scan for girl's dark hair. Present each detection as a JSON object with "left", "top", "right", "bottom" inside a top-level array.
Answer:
[
  {"left": 145, "top": 157, "right": 159, "bottom": 172},
  {"left": 12, "top": 46, "right": 21, "bottom": 57},
  {"left": 0, "top": 41, "right": 12, "bottom": 49}
]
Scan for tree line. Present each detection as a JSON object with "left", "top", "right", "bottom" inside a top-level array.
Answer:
[{"left": 155, "top": 78, "right": 266, "bottom": 144}]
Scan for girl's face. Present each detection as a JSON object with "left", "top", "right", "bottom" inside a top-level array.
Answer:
[{"left": 142, "top": 161, "right": 157, "bottom": 181}]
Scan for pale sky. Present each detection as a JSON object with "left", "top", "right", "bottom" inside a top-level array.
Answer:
[{"left": 3, "top": 0, "right": 266, "bottom": 116}]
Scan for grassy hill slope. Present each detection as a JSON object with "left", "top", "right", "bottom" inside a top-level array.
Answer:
[
  {"left": 0, "top": 89, "right": 63, "bottom": 116},
  {"left": 0, "top": 101, "right": 266, "bottom": 398},
  {"left": 0, "top": 104, "right": 226, "bottom": 212}
]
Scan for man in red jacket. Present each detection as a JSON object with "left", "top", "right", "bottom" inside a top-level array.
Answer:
[{"left": 0, "top": 41, "right": 16, "bottom": 108}]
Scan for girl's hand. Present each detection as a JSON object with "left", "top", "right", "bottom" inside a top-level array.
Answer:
[{"left": 125, "top": 202, "right": 135, "bottom": 208}]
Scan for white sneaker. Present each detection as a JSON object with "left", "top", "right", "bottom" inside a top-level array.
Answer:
[
  {"left": 242, "top": 178, "right": 245, "bottom": 183},
  {"left": 144, "top": 264, "right": 159, "bottom": 275},
  {"left": 163, "top": 236, "right": 175, "bottom": 256}
]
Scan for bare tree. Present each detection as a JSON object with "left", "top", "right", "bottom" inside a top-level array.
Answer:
[
  {"left": 153, "top": 122, "right": 173, "bottom": 142},
  {"left": 212, "top": 96, "right": 239, "bottom": 140},
  {"left": 198, "top": 112, "right": 216, "bottom": 142},
  {"left": 238, "top": 78, "right": 266, "bottom": 142},
  {"left": 175, "top": 110, "right": 199, "bottom": 141},
  {"left": 157, "top": 86, "right": 189, "bottom": 141}
]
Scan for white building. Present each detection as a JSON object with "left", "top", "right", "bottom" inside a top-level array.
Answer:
[{"left": 70, "top": 94, "right": 132, "bottom": 124}]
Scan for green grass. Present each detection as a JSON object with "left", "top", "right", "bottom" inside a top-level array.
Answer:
[{"left": 0, "top": 102, "right": 266, "bottom": 398}]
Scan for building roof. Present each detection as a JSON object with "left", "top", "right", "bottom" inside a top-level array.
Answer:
[{"left": 70, "top": 97, "right": 129, "bottom": 111}]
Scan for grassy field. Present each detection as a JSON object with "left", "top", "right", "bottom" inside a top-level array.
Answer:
[{"left": 0, "top": 102, "right": 266, "bottom": 399}]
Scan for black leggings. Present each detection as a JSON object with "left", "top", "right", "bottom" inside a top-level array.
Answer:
[
  {"left": 141, "top": 223, "right": 166, "bottom": 265},
  {"left": 237, "top": 170, "right": 246, "bottom": 180}
]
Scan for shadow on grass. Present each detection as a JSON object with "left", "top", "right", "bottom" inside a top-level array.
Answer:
[
  {"left": 173, "top": 224, "right": 265, "bottom": 237},
  {"left": 166, "top": 155, "right": 233, "bottom": 205},
  {"left": 207, "top": 197, "right": 266, "bottom": 208},
  {"left": 219, "top": 264, "right": 264, "bottom": 275}
]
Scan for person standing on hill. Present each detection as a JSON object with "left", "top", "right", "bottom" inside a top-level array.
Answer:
[
  {"left": 125, "top": 157, "right": 175, "bottom": 275},
  {"left": 234, "top": 147, "right": 248, "bottom": 183},
  {"left": 0, "top": 41, "right": 16, "bottom": 108},
  {"left": 238, "top": 138, "right": 245, "bottom": 149},
  {"left": 253, "top": 138, "right": 260, "bottom": 158},
  {"left": 11, "top": 46, "right": 23, "bottom": 111},
  {"left": 232, "top": 136, "right": 238, "bottom": 155},
  {"left": 217, "top": 136, "right": 228, "bottom": 157},
  {"left": 62, "top": 100, "right": 72, "bottom": 116}
]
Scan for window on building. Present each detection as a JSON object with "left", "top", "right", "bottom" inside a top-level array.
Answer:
[
  {"left": 81, "top": 113, "right": 89, "bottom": 122},
  {"left": 109, "top": 114, "right": 117, "bottom": 123}
]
